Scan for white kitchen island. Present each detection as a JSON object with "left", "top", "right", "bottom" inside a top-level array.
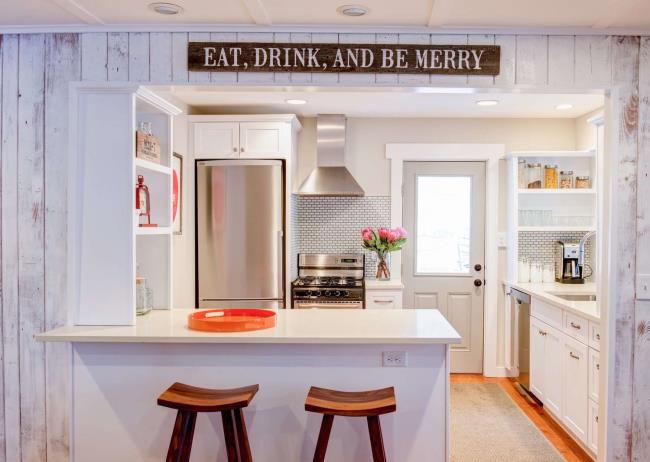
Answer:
[{"left": 38, "top": 309, "right": 460, "bottom": 462}]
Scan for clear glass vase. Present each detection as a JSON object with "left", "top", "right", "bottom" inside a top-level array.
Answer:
[{"left": 375, "top": 253, "right": 391, "bottom": 280}]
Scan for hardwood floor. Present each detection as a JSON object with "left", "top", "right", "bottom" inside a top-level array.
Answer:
[{"left": 451, "top": 374, "right": 593, "bottom": 462}]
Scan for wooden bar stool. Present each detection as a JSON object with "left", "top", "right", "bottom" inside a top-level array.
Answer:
[
  {"left": 305, "top": 386, "right": 396, "bottom": 462},
  {"left": 158, "top": 382, "right": 258, "bottom": 462}
]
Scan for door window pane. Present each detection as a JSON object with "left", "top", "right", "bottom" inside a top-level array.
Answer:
[{"left": 416, "top": 175, "right": 471, "bottom": 274}]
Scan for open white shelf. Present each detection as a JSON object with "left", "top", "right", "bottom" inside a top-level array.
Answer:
[
  {"left": 136, "top": 226, "right": 172, "bottom": 235},
  {"left": 507, "top": 149, "right": 596, "bottom": 159},
  {"left": 518, "top": 188, "right": 596, "bottom": 195},
  {"left": 135, "top": 157, "right": 172, "bottom": 175}
]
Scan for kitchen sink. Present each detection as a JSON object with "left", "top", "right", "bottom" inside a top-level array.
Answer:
[{"left": 548, "top": 292, "right": 597, "bottom": 302}]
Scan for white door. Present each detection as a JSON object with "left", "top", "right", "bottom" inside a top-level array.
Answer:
[
  {"left": 239, "top": 122, "right": 288, "bottom": 158},
  {"left": 544, "top": 324, "right": 563, "bottom": 417},
  {"left": 402, "top": 161, "right": 485, "bottom": 373},
  {"left": 193, "top": 122, "right": 240, "bottom": 159},
  {"left": 529, "top": 316, "right": 547, "bottom": 401}
]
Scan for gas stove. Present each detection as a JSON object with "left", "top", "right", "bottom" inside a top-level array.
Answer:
[{"left": 291, "top": 253, "right": 365, "bottom": 309}]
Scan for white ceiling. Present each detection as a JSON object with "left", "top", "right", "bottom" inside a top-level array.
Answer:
[
  {"left": 3, "top": 0, "right": 650, "bottom": 31},
  {"left": 155, "top": 86, "right": 604, "bottom": 118}
]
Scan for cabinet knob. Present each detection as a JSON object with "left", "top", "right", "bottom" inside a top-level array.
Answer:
[
  {"left": 596, "top": 363, "right": 600, "bottom": 370},
  {"left": 595, "top": 333, "right": 600, "bottom": 340},
  {"left": 233, "top": 147, "right": 238, "bottom": 152},
  {"left": 241, "top": 147, "right": 245, "bottom": 152}
]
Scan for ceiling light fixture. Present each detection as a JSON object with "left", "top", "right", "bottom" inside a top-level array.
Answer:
[
  {"left": 555, "top": 103, "right": 574, "bottom": 110},
  {"left": 337, "top": 4, "right": 369, "bottom": 16},
  {"left": 149, "top": 2, "right": 183, "bottom": 15},
  {"left": 285, "top": 99, "right": 307, "bottom": 105},
  {"left": 476, "top": 100, "right": 499, "bottom": 106}
]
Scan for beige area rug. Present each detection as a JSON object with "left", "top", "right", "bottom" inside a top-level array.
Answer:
[{"left": 451, "top": 382, "right": 565, "bottom": 462}]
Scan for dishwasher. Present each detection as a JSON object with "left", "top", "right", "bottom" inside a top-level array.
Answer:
[{"left": 511, "top": 289, "right": 532, "bottom": 394}]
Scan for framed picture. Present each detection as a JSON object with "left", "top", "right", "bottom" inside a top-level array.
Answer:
[{"left": 172, "top": 152, "right": 183, "bottom": 235}]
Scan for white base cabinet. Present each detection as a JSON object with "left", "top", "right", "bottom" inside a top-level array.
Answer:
[{"left": 529, "top": 296, "right": 600, "bottom": 458}]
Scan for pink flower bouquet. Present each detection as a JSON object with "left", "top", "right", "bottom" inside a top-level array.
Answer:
[{"left": 361, "top": 227, "right": 408, "bottom": 279}]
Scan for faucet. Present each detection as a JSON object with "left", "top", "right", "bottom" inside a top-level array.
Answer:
[{"left": 578, "top": 230, "right": 596, "bottom": 270}]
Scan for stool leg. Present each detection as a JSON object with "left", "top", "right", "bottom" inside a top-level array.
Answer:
[
  {"left": 367, "top": 416, "right": 387, "bottom": 462},
  {"left": 233, "top": 408, "right": 253, "bottom": 462},
  {"left": 166, "top": 410, "right": 197, "bottom": 462},
  {"left": 313, "top": 414, "right": 334, "bottom": 462},
  {"left": 221, "top": 409, "right": 240, "bottom": 462}
]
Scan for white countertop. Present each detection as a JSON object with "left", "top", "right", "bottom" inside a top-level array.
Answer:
[
  {"left": 365, "top": 279, "right": 404, "bottom": 290},
  {"left": 36, "top": 308, "right": 461, "bottom": 345},
  {"left": 507, "top": 281, "right": 600, "bottom": 322}
]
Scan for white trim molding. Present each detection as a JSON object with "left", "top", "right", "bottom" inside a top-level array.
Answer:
[{"left": 385, "top": 143, "right": 505, "bottom": 377}]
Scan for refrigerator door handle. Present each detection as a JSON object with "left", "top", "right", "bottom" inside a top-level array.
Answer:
[{"left": 278, "top": 230, "right": 284, "bottom": 300}]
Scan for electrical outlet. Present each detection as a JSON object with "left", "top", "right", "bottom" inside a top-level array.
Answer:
[
  {"left": 382, "top": 351, "right": 408, "bottom": 367},
  {"left": 497, "top": 232, "right": 508, "bottom": 248},
  {"left": 638, "top": 274, "right": 650, "bottom": 300}
]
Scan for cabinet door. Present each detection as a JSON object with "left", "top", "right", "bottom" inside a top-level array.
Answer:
[
  {"left": 193, "top": 122, "right": 240, "bottom": 159},
  {"left": 240, "top": 122, "right": 289, "bottom": 158},
  {"left": 588, "top": 399, "right": 599, "bottom": 454},
  {"left": 529, "top": 316, "right": 547, "bottom": 402},
  {"left": 365, "top": 290, "right": 403, "bottom": 309},
  {"left": 543, "top": 325, "right": 563, "bottom": 418},
  {"left": 588, "top": 348, "right": 600, "bottom": 402},
  {"left": 562, "top": 334, "right": 589, "bottom": 443}
]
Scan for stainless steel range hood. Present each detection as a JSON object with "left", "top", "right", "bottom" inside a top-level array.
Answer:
[{"left": 297, "top": 114, "right": 364, "bottom": 196}]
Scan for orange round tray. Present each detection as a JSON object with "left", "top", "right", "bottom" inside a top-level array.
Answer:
[{"left": 188, "top": 309, "right": 276, "bottom": 332}]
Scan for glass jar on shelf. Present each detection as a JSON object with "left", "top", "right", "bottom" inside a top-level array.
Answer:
[
  {"left": 575, "top": 176, "right": 591, "bottom": 189},
  {"left": 518, "top": 159, "right": 527, "bottom": 189},
  {"left": 544, "top": 164, "right": 558, "bottom": 189},
  {"left": 527, "top": 163, "right": 542, "bottom": 189},
  {"left": 559, "top": 170, "right": 574, "bottom": 189}
]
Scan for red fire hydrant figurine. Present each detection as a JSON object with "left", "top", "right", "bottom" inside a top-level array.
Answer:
[{"left": 135, "top": 175, "right": 156, "bottom": 227}]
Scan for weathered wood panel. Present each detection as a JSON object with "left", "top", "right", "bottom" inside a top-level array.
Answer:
[
  {"left": 608, "top": 35, "right": 640, "bottom": 462},
  {"left": 375, "top": 33, "right": 398, "bottom": 84},
  {"left": 0, "top": 34, "right": 6, "bottom": 462},
  {"left": 128, "top": 32, "right": 149, "bottom": 82},
  {"left": 188, "top": 32, "right": 210, "bottom": 84},
  {"left": 430, "top": 34, "right": 468, "bottom": 85},
  {"left": 575, "top": 36, "right": 613, "bottom": 88},
  {"left": 171, "top": 32, "right": 188, "bottom": 83},
  {"left": 397, "top": 33, "right": 430, "bottom": 85},
  {"left": 467, "top": 34, "right": 495, "bottom": 87},
  {"left": 337, "top": 33, "right": 375, "bottom": 84},
  {"left": 44, "top": 33, "right": 80, "bottom": 462},
  {"left": 548, "top": 35, "right": 575, "bottom": 86},
  {"left": 516, "top": 35, "right": 548, "bottom": 85},
  {"left": 310, "top": 33, "right": 338, "bottom": 84},
  {"left": 80, "top": 33, "right": 107, "bottom": 81},
  {"left": 235, "top": 32, "right": 274, "bottom": 84},
  {"left": 289, "top": 32, "right": 312, "bottom": 84},
  {"left": 495, "top": 35, "right": 516, "bottom": 86},
  {"left": 17, "top": 33, "right": 47, "bottom": 462},
  {"left": 107, "top": 32, "right": 128, "bottom": 81},
  {"left": 1, "top": 34, "right": 21, "bottom": 462},
  {"left": 209, "top": 32, "right": 236, "bottom": 83},
  {"left": 632, "top": 36, "right": 650, "bottom": 462},
  {"left": 149, "top": 32, "right": 172, "bottom": 83}
]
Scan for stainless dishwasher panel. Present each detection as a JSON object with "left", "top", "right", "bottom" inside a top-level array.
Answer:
[{"left": 512, "top": 288, "right": 532, "bottom": 392}]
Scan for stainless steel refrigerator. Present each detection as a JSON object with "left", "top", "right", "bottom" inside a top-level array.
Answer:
[{"left": 196, "top": 160, "right": 284, "bottom": 309}]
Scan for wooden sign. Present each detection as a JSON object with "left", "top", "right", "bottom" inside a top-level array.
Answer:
[
  {"left": 188, "top": 42, "right": 500, "bottom": 75},
  {"left": 135, "top": 131, "right": 161, "bottom": 163}
]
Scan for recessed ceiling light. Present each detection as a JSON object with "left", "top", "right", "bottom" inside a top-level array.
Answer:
[
  {"left": 555, "top": 103, "right": 574, "bottom": 110},
  {"left": 476, "top": 100, "right": 499, "bottom": 106},
  {"left": 285, "top": 99, "right": 307, "bottom": 105},
  {"left": 149, "top": 2, "right": 183, "bottom": 15},
  {"left": 337, "top": 4, "right": 369, "bottom": 16}
]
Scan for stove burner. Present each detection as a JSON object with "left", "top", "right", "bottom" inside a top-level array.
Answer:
[{"left": 293, "top": 276, "right": 362, "bottom": 288}]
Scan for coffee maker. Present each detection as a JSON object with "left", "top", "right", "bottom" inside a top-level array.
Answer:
[{"left": 554, "top": 241, "right": 584, "bottom": 284}]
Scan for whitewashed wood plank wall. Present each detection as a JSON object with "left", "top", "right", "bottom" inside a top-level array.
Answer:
[{"left": 0, "top": 32, "right": 647, "bottom": 461}]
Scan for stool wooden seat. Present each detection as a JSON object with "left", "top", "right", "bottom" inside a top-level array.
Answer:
[
  {"left": 305, "top": 386, "right": 396, "bottom": 462},
  {"left": 158, "top": 382, "right": 258, "bottom": 462}
]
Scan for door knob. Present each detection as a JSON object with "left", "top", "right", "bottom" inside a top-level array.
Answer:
[
  {"left": 474, "top": 279, "right": 483, "bottom": 287},
  {"left": 474, "top": 264, "right": 482, "bottom": 271}
]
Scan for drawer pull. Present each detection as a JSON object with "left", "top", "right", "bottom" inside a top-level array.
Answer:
[
  {"left": 570, "top": 322, "right": 582, "bottom": 330},
  {"left": 373, "top": 299, "right": 394, "bottom": 304},
  {"left": 595, "top": 415, "right": 599, "bottom": 423},
  {"left": 595, "top": 333, "right": 601, "bottom": 340},
  {"left": 569, "top": 351, "right": 580, "bottom": 360},
  {"left": 538, "top": 330, "right": 547, "bottom": 336}
]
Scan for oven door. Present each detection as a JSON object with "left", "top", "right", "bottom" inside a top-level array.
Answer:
[{"left": 294, "top": 301, "right": 364, "bottom": 309}]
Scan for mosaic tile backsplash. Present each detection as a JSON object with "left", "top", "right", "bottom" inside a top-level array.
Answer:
[
  {"left": 295, "top": 196, "right": 391, "bottom": 277},
  {"left": 518, "top": 231, "right": 595, "bottom": 281}
]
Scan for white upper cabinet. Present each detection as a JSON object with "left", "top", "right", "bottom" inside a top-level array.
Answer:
[
  {"left": 240, "top": 122, "right": 290, "bottom": 158},
  {"left": 193, "top": 122, "right": 240, "bottom": 159},
  {"left": 191, "top": 116, "right": 300, "bottom": 160}
]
